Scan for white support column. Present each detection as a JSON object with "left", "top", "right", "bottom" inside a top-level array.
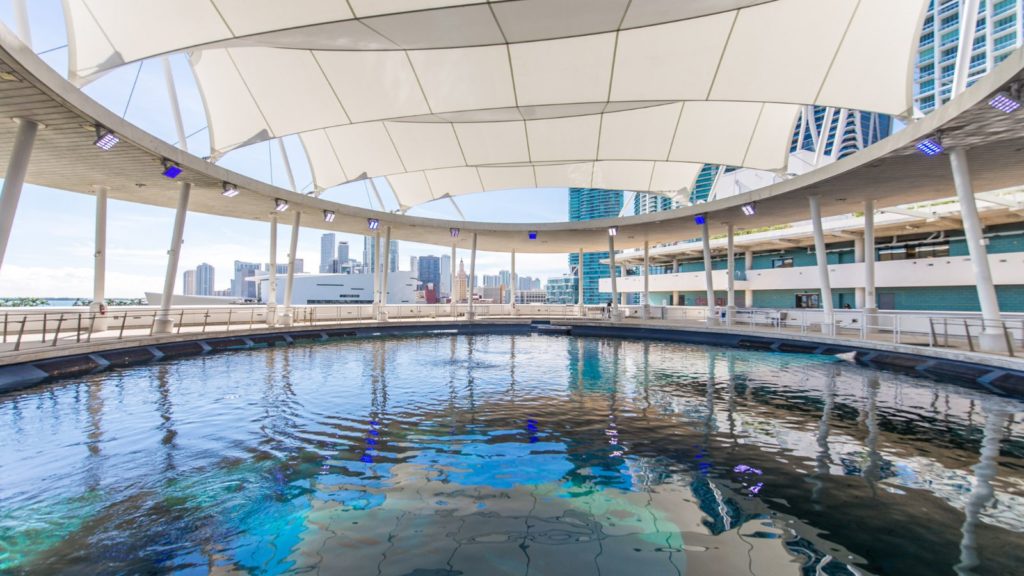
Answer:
[
  {"left": 701, "top": 219, "right": 716, "bottom": 323},
  {"left": 854, "top": 235, "right": 866, "bottom": 309},
  {"left": 950, "top": 148, "right": 1005, "bottom": 351},
  {"left": 381, "top": 226, "right": 392, "bottom": 317},
  {"left": 952, "top": 0, "right": 981, "bottom": 99},
  {"left": 12, "top": 0, "right": 32, "bottom": 49},
  {"left": 373, "top": 230, "right": 382, "bottom": 318},
  {"left": 608, "top": 235, "right": 619, "bottom": 319},
  {"left": 0, "top": 118, "right": 40, "bottom": 273},
  {"left": 162, "top": 56, "right": 188, "bottom": 151},
  {"left": 267, "top": 215, "right": 278, "bottom": 326},
  {"left": 468, "top": 233, "right": 478, "bottom": 320},
  {"left": 277, "top": 138, "right": 298, "bottom": 192},
  {"left": 809, "top": 195, "right": 834, "bottom": 334},
  {"left": 279, "top": 210, "right": 301, "bottom": 326},
  {"left": 510, "top": 249, "right": 517, "bottom": 315},
  {"left": 642, "top": 241, "right": 650, "bottom": 320},
  {"left": 153, "top": 182, "right": 191, "bottom": 334},
  {"left": 577, "top": 248, "right": 585, "bottom": 316},
  {"left": 864, "top": 201, "right": 877, "bottom": 314},
  {"left": 744, "top": 249, "right": 754, "bottom": 308},
  {"left": 671, "top": 257, "right": 679, "bottom": 306},
  {"left": 90, "top": 186, "right": 109, "bottom": 332},
  {"left": 726, "top": 223, "right": 736, "bottom": 324},
  {"left": 450, "top": 243, "right": 457, "bottom": 318}
]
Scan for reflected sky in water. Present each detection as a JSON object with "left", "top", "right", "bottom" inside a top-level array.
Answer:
[{"left": 0, "top": 334, "right": 1022, "bottom": 575}]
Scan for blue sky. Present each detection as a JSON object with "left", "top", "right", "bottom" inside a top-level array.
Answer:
[{"left": 0, "top": 1, "right": 577, "bottom": 297}]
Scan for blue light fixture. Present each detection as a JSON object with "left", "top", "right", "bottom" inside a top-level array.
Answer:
[
  {"left": 528, "top": 231, "right": 538, "bottom": 240},
  {"left": 450, "top": 227, "right": 460, "bottom": 238},
  {"left": 741, "top": 202, "right": 756, "bottom": 216},
  {"left": 989, "top": 91, "right": 1021, "bottom": 113},
  {"left": 367, "top": 218, "right": 380, "bottom": 231},
  {"left": 93, "top": 127, "right": 119, "bottom": 150},
  {"left": 694, "top": 214, "right": 706, "bottom": 225},
  {"left": 161, "top": 160, "right": 182, "bottom": 179},
  {"left": 916, "top": 137, "right": 944, "bottom": 156}
]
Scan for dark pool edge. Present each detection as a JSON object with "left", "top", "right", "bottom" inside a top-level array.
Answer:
[{"left": 1, "top": 320, "right": 1021, "bottom": 398}]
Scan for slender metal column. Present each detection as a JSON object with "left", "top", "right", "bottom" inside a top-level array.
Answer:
[
  {"left": 608, "top": 235, "right": 619, "bottom": 317},
  {"left": 510, "top": 248, "right": 517, "bottom": 315},
  {"left": 577, "top": 248, "right": 585, "bottom": 315},
  {"left": 809, "top": 195, "right": 834, "bottom": 334},
  {"left": 0, "top": 119, "right": 40, "bottom": 273},
  {"left": 153, "top": 182, "right": 191, "bottom": 334},
  {"left": 91, "top": 186, "right": 109, "bottom": 332},
  {"left": 726, "top": 223, "right": 736, "bottom": 324},
  {"left": 468, "top": 233, "right": 478, "bottom": 319},
  {"left": 267, "top": 215, "right": 278, "bottom": 326},
  {"left": 642, "top": 241, "right": 650, "bottom": 319},
  {"left": 280, "top": 210, "right": 301, "bottom": 326},
  {"left": 950, "top": 148, "right": 1004, "bottom": 351},
  {"left": 372, "top": 230, "right": 382, "bottom": 317},
  {"left": 381, "top": 226, "right": 392, "bottom": 317},
  {"left": 671, "top": 257, "right": 679, "bottom": 306},
  {"left": 864, "top": 201, "right": 877, "bottom": 313},
  {"left": 854, "top": 235, "right": 866, "bottom": 309},
  {"left": 701, "top": 219, "right": 715, "bottom": 323},
  {"left": 450, "top": 243, "right": 457, "bottom": 317},
  {"left": 744, "top": 249, "right": 754, "bottom": 308},
  {"left": 162, "top": 57, "right": 188, "bottom": 151}
]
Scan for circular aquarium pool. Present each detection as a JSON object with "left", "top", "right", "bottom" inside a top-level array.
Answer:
[{"left": 0, "top": 334, "right": 1022, "bottom": 575}]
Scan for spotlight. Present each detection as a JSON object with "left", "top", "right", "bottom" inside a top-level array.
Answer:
[
  {"left": 274, "top": 198, "right": 289, "bottom": 212},
  {"left": 93, "top": 127, "right": 119, "bottom": 150},
  {"left": 741, "top": 202, "right": 756, "bottom": 216},
  {"left": 161, "top": 160, "right": 182, "bottom": 179},
  {"left": 916, "top": 137, "right": 944, "bottom": 156},
  {"left": 528, "top": 231, "right": 538, "bottom": 240},
  {"left": 450, "top": 227, "right": 460, "bottom": 238},
  {"left": 607, "top": 226, "right": 618, "bottom": 237},
  {"left": 221, "top": 182, "right": 239, "bottom": 197},
  {"left": 694, "top": 214, "right": 706, "bottom": 225},
  {"left": 367, "top": 218, "right": 380, "bottom": 231},
  {"left": 323, "top": 210, "right": 336, "bottom": 223},
  {"left": 988, "top": 91, "right": 1021, "bottom": 113}
]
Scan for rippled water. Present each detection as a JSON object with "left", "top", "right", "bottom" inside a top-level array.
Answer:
[{"left": 1, "top": 334, "right": 1022, "bottom": 575}]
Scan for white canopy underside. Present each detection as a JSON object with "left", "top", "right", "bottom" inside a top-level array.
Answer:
[{"left": 64, "top": 0, "right": 926, "bottom": 207}]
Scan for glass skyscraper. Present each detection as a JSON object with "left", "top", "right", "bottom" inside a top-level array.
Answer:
[{"left": 568, "top": 188, "right": 623, "bottom": 305}]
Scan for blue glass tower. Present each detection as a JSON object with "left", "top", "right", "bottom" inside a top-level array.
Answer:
[{"left": 568, "top": 188, "right": 624, "bottom": 305}]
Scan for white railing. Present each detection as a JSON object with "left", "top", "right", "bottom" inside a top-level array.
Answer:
[{"left": 0, "top": 304, "right": 1021, "bottom": 358}]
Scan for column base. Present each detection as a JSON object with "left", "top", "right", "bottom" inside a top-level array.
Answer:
[
  {"left": 265, "top": 305, "right": 277, "bottom": 327},
  {"left": 278, "top": 311, "right": 293, "bottom": 327},
  {"left": 726, "top": 305, "right": 737, "bottom": 326},
  {"left": 465, "top": 311, "right": 477, "bottom": 321},
  {"left": 152, "top": 317, "right": 175, "bottom": 334},
  {"left": 89, "top": 303, "right": 109, "bottom": 332},
  {"left": 978, "top": 331, "right": 1009, "bottom": 354},
  {"left": 610, "top": 310, "right": 624, "bottom": 322},
  {"left": 641, "top": 304, "right": 650, "bottom": 320}
]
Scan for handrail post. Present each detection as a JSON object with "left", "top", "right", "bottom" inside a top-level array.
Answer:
[
  {"left": 249, "top": 308, "right": 255, "bottom": 330},
  {"left": 177, "top": 309, "right": 185, "bottom": 334},
  {"left": 963, "top": 319, "right": 975, "bottom": 352},
  {"left": 1003, "top": 322, "right": 1015, "bottom": 357},
  {"left": 119, "top": 312, "right": 128, "bottom": 339},
  {"left": 928, "top": 318, "right": 936, "bottom": 347},
  {"left": 14, "top": 318, "right": 26, "bottom": 351},
  {"left": 41, "top": 312, "right": 47, "bottom": 343},
  {"left": 87, "top": 313, "right": 95, "bottom": 343},
  {"left": 202, "top": 310, "right": 210, "bottom": 333},
  {"left": 2, "top": 311, "right": 7, "bottom": 343},
  {"left": 51, "top": 314, "right": 65, "bottom": 347},
  {"left": 76, "top": 313, "right": 82, "bottom": 343}
]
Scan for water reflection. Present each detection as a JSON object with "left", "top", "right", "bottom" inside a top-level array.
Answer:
[{"left": 0, "top": 334, "right": 1021, "bottom": 575}]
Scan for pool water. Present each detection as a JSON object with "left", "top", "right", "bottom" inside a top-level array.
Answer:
[{"left": 0, "top": 334, "right": 1022, "bottom": 575}]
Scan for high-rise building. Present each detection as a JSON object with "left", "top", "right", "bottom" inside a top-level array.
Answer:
[
  {"left": 634, "top": 193, "right": 676, "bottom": 215},
  {"left": 546, "top": 275, "right": 578, "bottom": 304},
  {"left": 320, "top": 233, "right": 336, "bottom": 273},
  {"left": 264, "top": 263, "right": 289, "bottom": 275},
  {"left": 409, "top": 256, "right": 418, "bottom": 278},
  {"left": 483, "top": 274, "right": 500, "bottom": 287},
  {"left": 232, "top": 260, "right": 261, "bottom": 299},
  {"left": 337, "top": 241, "right": 349, "bottom": 264},
  {"left": 195, "top": 263, "right": 215, "bottom": 296},
  {"left": 568, "top": 188, "right": 623, "bottom": 304},
  {"left": 183, "top": 269, "right": 196, "bottom": 296},
  {"left": 440, "top": 254, "right": 452, "bottom": 297},
  {"left": 362, "top": 236, "right": 399, "bottom": 272},
  {"left": 417, "top": 255, "right": 441, "bottom": 292},
  {"left": 915, "top": 0, "right": 1022, "bottom": 115},
  {"left": 455, "top": 259, "right": 469, "bottom": 303}
]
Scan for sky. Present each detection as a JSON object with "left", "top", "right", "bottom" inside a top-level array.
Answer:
[{"left": 0, "top": 1, "right": 583, "bottom": 298}]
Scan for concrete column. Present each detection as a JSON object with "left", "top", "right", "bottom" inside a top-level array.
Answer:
[
  {"left": 90, "top": 186, "right": 109, "bottom": 332},
  {"left": 608, "top": 235, "right": 619, "bottom": 317},
  {"left": 153, "top": 182, "right": 191, "bottom": 334},
  {"left": 0, "top": 119, "right": 40, "bottom": 273},
  {"left": 450, "top": 243, "right": 457, "bottom": 318},
  {"left": 671, "top": 257, "right": 679, "bottom": 306},
  {"left": 726, "top": 223, "right": 736, "bottom": 324},
  {"left": 266, "top": 215, "right": 279, "bottom": 326},
  {"left": 380, "top": 226, "right": 391, "bottom": 319},
  {"left": 642, "top": 241, "right": 650, "bottom": 319},
  {"left": 510, "top": 248, "right": 517, "bottom": 315},
  {"left": 809, "top": 195, "right": 834, "bottom": 334},
  {"left": 743, "top": 249, "right": 754, "bottom": 308},
  {"left": 864, "top": 201, "right": 877, "bottom": 313},
  {"left": 577, "top": 248, "right": 585, "bottom": 316},
  {"left": 701, "top": 219, "right": 715, "bottom": 323},
  {"left": 279, "top": 210, "right": 301, "bottom": 326},
  {"left": 950, "top": 148, "right": 1005, "bottom": 351},
  {"left": 854, "top": 235, "right": 866, "bottom": 309},
  {"left": 468, "top": 232, "right": 478, "bottom": 319}
]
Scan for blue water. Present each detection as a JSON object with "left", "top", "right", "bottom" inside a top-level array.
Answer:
[{"left": 0, "top": 334, "right": 1022, "bottom": 575}]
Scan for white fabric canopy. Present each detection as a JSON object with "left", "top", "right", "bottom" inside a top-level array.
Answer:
[{"left": 64, "top": 0, "right": 927, "bottom": 208}]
